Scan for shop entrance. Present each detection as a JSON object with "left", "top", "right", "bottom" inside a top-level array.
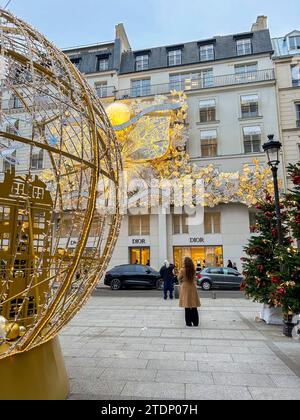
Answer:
[
  {"left": 130, "top": 248, "right": 150, "bottom": 266},
  {"left": 173, "top": 246, "right": 223, "bottom": 270}
]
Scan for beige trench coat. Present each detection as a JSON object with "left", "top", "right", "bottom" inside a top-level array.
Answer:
[{"left": 178, "top": 268, "right": 201, "bottom": 308}]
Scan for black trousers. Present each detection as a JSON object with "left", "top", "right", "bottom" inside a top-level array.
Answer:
[{"left": 185, "top": 308, "right": 199, "bottom": 327}]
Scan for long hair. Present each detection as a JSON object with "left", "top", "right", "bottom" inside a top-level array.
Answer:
[{"left": 184, "top": 257, "right": 196, "bottom": 282}]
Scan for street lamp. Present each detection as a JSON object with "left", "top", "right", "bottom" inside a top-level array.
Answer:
[{"left": 262, "top": 135, "right": 284, "bottom": 245}]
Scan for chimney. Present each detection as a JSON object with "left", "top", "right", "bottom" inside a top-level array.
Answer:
[
  {"left": 115, "top": 23, "right": 131, "bottom": 52},
  {"left": 251, "top": 16, "right": 268, "bottom": 32}
]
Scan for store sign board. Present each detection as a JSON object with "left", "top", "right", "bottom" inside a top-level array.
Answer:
[{"left": 129, "top": 237, "right": 151, "bottom": 247}]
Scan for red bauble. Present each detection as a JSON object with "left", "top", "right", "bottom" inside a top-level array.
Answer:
[{"left": 272, "top": 276, "right": 280, "bottom": 284}]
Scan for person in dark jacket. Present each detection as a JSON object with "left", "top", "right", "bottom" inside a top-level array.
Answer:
[
  {"left": 227, "top": 260, "right": 233, "bottom": 268},
  {"left": 160, "top": 260, "right": 175, "bottom": 300}
]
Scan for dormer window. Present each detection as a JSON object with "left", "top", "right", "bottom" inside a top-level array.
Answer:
[
  {"left": 135, "top": 54, "right": 149, "bottom": 71},
  {"left": 236, "top": 39, "right": 252, "bottom": 56},
  {"left": 97, "top": 56, "right": 109, "bottom": 72},
  {"left": 289, "top": 35, "right": 300, "bottom": 50},
  {"left": 168, "top": 49, "right": 182, "bottom": 67},
  {"left": 200, "top": 45, "right": 215, "bottom": 62},
  {"left": 70, "top": 58, "right": 81, "bottom": 69}
]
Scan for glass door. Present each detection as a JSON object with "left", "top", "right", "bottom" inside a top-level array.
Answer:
[{"left": 130, "top": 248, "right": 150, "bottom": 266}]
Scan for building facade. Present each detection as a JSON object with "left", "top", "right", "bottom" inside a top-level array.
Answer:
[
  {"left": 1, "top": 18, "right": 283, "bottom": 273},
  {"left": 272, "top": 30, "right": 300, "bottom": 186}
]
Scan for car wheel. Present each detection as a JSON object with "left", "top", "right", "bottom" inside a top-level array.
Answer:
[
  {"left": 201, "top": 280, "right": 212, "bottom": 291},
  {"left": 156, "top": 279, "right": 163, "bottom": 290},
  {"left": 111, "top": 279, "right": 122, "bottom": 290}
]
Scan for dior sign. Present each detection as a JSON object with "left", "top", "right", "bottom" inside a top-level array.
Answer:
[{"left": 190, "top": 237, "right": 205, "bottom": 244}]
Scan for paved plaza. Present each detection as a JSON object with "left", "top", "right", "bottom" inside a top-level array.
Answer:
[{"left": 61, "top": 294, "right": 300, "bottom": 400}]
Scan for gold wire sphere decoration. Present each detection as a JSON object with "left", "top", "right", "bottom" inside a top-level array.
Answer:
[{"left": 0, "top": 9, "right": 122, "bottom": 360}]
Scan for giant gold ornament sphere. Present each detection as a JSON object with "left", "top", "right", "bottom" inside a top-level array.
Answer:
[
  {"left": 0, "top": 8, "right": 122, "bottom": 360},
  {"left": 5, "top": 323, "right": 20, "bottom": 342},
  {"left": 106, "top": 102, "right": 131, "bottom": 127}
]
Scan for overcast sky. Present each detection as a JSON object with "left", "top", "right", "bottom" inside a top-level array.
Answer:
[{"left": 3, "top": 0, "right": 300, "bottom": 50}]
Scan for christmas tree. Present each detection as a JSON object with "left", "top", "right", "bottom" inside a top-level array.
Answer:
[
  {"left": 281, "top": 163, "right": 300, "bottom": 316},
  {"left": 241, "top": 192, "right": 297, "bottom": 313}
]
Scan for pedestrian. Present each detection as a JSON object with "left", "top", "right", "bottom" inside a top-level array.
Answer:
[
  {"left": 196, "top": 259, "right": 202, "bottom": 273},
  {"left": 202, "top": 260, "right": 206, "bottom": 269},
  {"left": 146, "top": 260, "right": 150, "bottom": 266},
  {"left": 227, "top": 260, "right": 233, "bottom": 268},
  {"left": 232, "top": 262, "right": 238, "bottom": 271},
  {"left": 160, "top": 260, "right": 175, "bottom": 300},
  {"left": 135, "top": 260, "right": 139, "bottom": 265},
  {"left": 178, "top": 257, "right": 201, "bottom": 327}
]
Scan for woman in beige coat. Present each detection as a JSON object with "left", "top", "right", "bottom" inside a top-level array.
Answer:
[{"left": 178, "top": 257, "right": 201, "bottom": 327}]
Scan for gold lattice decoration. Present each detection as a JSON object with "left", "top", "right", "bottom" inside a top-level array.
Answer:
[{"left": 0, "top": 8, "right": 122, "bottom": 359}]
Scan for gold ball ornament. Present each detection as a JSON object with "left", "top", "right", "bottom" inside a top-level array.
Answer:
[
  {"left": 106, "top": 102, "right": 131, "bottom": 127},
  {"left": 5, "top": 323, "right": 20, "bottom": 341},
  {"left": 19, "top": 326, "right": 26, "bottom": 337}
]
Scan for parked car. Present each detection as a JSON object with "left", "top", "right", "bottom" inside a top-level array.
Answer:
[
  {"left": 197, "top": 267, "right": 244, "bottom": 291},
  {"left": 104, "top": 264, "right": 163, "bottom": 290}
]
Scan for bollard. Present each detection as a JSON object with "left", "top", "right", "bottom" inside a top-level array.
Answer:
[{"left": 212, "top": 292, "right": 217, "bottom": 300}]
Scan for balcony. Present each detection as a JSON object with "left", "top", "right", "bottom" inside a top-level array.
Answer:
[
  {"left": 115, "top": 69, "right": 275, "bottom": 100},
  {"left": 95, "top": 86, "right": 116, "bottom": 99}
]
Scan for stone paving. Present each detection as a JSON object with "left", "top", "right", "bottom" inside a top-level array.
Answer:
[{"left": 61, "top": 295, "right": 300, "bottom": 400}]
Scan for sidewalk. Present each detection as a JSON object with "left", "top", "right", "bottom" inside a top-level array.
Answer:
[{"left": 61, "top": 295, "right": 300, "bottom": 400}]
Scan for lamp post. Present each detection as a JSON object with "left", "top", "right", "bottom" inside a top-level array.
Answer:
[
  {"left": 262, "top": 135, "right": 294, "bottom": 336},
  {"left": 262, "top": 135, "right": 284, "bottom": 245}
]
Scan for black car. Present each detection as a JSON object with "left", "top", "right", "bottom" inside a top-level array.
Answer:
[
  {"left": 197, "top": 267, "right": 244, "bottom": 291},
  {"left": 104, "top": 264, "right": 163, "bottom": 290}
]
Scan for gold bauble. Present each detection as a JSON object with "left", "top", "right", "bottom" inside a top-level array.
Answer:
[
  {"left": 106, "top": 102, "right": 131, "bottom": 127},
  {"left": 5, "top": 323, "right": 20, "bottom": 341}
]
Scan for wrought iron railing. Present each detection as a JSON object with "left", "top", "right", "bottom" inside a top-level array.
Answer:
[{"left": 115, "top": 69, "right": 275, "bottom": 100}]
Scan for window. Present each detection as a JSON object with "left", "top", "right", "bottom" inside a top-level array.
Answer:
[
  {"left": 32, "top": 186, "right": 44, "bottom": 200},
  {"left": 135, "top": 55, "right": 149, "bottom": 71},
  {"left": 169, "top": 70, "right": 213, "bottom": 91},
  {"left": 11, "top": 95, "right": 22, "bottom": 109},
  {"left": 204, "top": 212, "right": 221, "bottom": 234},
  {"left": 289, "top": 36, "right": 300, "bottom": 51},
  {"left": 129, "top": 215, "right": 150, "bottom": 236},
  {"left": 4, "top": 150, "right": 16, "bottom": 172},
  {"left": 168, "top": 50, "right": 182, "bottom": 67},
  {"left": 201, "top": 69, "right": 214, "bottom": 88},
  {"left": 249, "top": 210, "right": 259, "bottom": 232},
  {"left": 201, "top": 130, "right": 218, "bottom": 157},
  {"left": 241, "top": 94, "right": 259, "bottom": 118},
  {"left": 131, "top": 79, "right": 151, "bottom": 97},
  {"left": 70, "top": 58, "right": 81, "bottom": 69},
  {"left": 95, "top": 82, "right": 108, "bottom": 98},
  {"left": 291, "top": 66, "right": 300, "bottom": 87},
  {"left": 236, "top": 39, "right": 252, "bottom": 56},
  {"left": 97, "top": 57, "right": 109, "bottom": 72},
  {"left": 200, "top": 45, "right": 215, "bottom": 62},
  {"left": 296, "top": 103, "right": 300, "bottom": 127},
  {"left": 173, "top": 214, "right": 189, "bottom": 235},
  {"left": 12, "top": 182, "right": 25, "bottom": 195},
  {"left": 31, "top": 149, "right": 44, "bottom": 170},
  {"left": 235, "top": 63, "right": 258, "bottom": 83},
  {"left": 243, "top": 126, "right": 262, "bottom": 154},
  {"left": 199, "top": 99, "right": 216, "bottom": 122}
]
